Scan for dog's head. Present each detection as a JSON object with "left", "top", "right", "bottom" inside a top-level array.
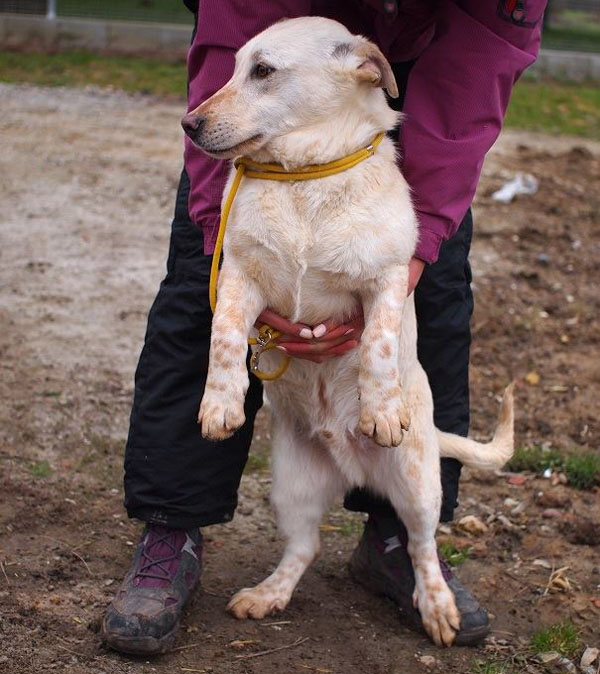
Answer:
[{"left": 181, "top": 17, "right": 398, "bottom": 160}]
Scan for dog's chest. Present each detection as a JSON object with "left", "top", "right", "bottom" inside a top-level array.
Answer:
[{"left": 227, "top": 179, "right": 399, "bottom": 321}]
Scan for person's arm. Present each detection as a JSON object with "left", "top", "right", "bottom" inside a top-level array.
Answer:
[
  {"left": 399, "top": 0, "right": 546, "bottom": 264},
  {"left": 184, "top": 1, "right": 311, "bottom": 255}
]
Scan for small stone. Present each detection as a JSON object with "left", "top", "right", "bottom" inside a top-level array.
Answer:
[
  {"left": 511, "top": 502, "right": 526, "bottom": 516},
  {"left": 508, "top": 474, "right": 527, "bottom": 486},
  {"left": 542, "top": 508, "right": 562, "bottom": 519},
  {"left": 535, "top": 491, "right": 571, "bottom": 508},
  {"left": 562, "top": 518, "right": 600, "bottom": 546},
  {"left": 417, "top": 655, "right": 441, "bottom": 668},
  {"left": 532, "top": 558, "right": 552, "bottom": 569},
  {"left": 496, "top": 514, "right": 519, "bottom": 532}
]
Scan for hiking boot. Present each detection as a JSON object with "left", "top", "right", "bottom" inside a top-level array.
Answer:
[
  {"left": 102, "top": 525, "right": 202, "bottom": 655},
  {"left": 349, "top": 517, "right": 489, "bottom": 646}
]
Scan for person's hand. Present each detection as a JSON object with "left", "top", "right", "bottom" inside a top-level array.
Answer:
[
  {"left": 255, "top": 308, "right": 364, "bottom": 364},
  {"left": 254, "top": 257, "right": 424, "bottom": 364},
  {"left": 408, "top": 257, "right": 425, "bottom": 296}
]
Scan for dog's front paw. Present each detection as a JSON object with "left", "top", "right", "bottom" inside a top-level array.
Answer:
[
  {"left": 413, "top": 584, "right": 460, "bottom": 648},
  {"left": 227, "top": 586, "right": 289, "bottom": 620},
  {"left": 198, "top": 392, "right": 245, "bottom": 441},
  {"left": 359, "top": 395, "right": 410, "bottom": 447}
]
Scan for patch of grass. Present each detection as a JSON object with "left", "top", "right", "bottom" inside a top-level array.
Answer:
[
  {"left": 564, "top": 452, "right": 600, "bottom": 490},
  {"left": 542, "top": 10, "right": 600, "bottom": 53},
  {"left": 505, "top": 80, "right": 600, "bottom": 139},
  {"left": 244, "top": 447, "right": 270, "bottom": 474},
  {"left": 57, "top": 0, "right": 191, "bottom": 24},
  {"left": 508, "top": 445, "right": 600, "bottom": 490},
  {"left": 439, "top": 541, "right": 470, "bottom": 567},
  {"left": 89, "top": 433, "right": 122, "bottom": 455},
  {"left": 471, "top": 661, "right": 512, "bottom": 674},
  {"left": 530, "top": 621, "right": 582, "bottom": 659},
  {"left": 336, "top": 515, "right": 364, "bottom": 538},
  {"left": 30, "top": 460, "right": 52, "bottom": 478},
  {"left": 0, "top": 50, "right": 186, "bottom": 98},
  {"left": 508, "top": 445, "right": 564, "bottom": 474},
  {"left": 320, "top": 512, "right": 364, "bottom": 538}
]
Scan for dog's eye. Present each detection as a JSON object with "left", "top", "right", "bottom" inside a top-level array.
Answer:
[{"left": 252, "top": 63, "right": 275, "bottom": 79}]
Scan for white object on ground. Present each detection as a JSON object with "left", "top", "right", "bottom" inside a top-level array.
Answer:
[{"left": 491, "top": 172, "right": 539, "bottom": 203}]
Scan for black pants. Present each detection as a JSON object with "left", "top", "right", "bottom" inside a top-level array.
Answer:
[{"left": 124, "top": 168, "right": 474, "bottom": 529}]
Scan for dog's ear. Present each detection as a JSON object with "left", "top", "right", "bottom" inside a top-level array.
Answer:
[{"left": 352, "top": 39, "right": 399, "bottom": 99}]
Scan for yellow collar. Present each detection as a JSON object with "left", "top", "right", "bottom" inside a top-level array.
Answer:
[
  {"left": 210, "top": 132, "right": 385, "bottom": 381},
  {"left": 234, "top": 132, "right": 385, "bottom": 181}
]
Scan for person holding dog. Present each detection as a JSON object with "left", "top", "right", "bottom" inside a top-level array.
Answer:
[{"left": 102, "top": 0, "right": 546, "bottom": 656}]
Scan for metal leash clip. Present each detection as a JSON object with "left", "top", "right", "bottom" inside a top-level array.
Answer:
[{"left": 250, "top": 326, "right": 277, "bottom": 373}]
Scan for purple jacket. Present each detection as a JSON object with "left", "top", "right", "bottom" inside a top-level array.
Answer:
[{"left": 184, "top": 0, "right": 544, "bottom": 263}]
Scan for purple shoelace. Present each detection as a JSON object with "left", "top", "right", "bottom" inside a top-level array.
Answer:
[{"left": 133, "top": 526, "right": 188, "bottom": 589}]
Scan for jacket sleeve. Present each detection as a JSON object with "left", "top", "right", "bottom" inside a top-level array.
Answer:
[
  {"left": 184, "top": 1, "right": 311, "bottom": 254},
  {"left": 399, "top": 0, "right": 545, "bottom": 263}
]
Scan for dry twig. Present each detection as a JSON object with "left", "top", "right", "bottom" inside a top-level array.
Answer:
[
  {"left": 56, "top": 643, "right": 88, "bottom": 659},
  {"left": 234, "top": 636, "right": 309, "bottom": 661},
  {"left": 172, "top": 642, "right": 204, "bottom": 652},
  {"left": 0, "top": 560, "right": 10, "bottom": 585}
]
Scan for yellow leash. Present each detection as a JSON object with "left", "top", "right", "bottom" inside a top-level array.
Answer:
[{"left": 209, "top": 132, "right": 385, "bottom": 381}]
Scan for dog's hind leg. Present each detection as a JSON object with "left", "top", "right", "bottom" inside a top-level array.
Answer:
[
  {"left": 228, "top": 421, "right": 344, "bottom": 620},
  {"left": 374, "top": 384, "right": 461, "bottom": 647}
]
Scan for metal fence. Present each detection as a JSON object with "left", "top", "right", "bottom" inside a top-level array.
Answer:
[{"left": 1, "top": 0, "right": 599, "bottom": 51}]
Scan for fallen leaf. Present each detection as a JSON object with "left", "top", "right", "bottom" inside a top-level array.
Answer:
[
  {"left": 457, "top": 515, "right": 488, "bottom": 536},
  {"left": 319, "top": 524, "right": 341, "bottom": 532},
  {"left": 229, "top": 639, "right": 259, "bottom": 649},
  {"left": 545, "top": 567, "right": 572, "bottom": 594},
  {"left": 581, "top": 647, "right": 599, "bottom": 669}
]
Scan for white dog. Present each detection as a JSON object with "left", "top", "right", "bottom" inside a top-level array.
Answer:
[{"left": 181, "top": 16, "right": 513, "bottom": 647}]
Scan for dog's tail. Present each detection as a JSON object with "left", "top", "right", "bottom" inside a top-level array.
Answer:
[{"left": 437, "top": 383, "right": 514, "bottom": 471}]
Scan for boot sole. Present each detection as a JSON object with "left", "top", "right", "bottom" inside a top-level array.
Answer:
[{"left": 101, "top": 619, "right": 178, "bottom": 656}]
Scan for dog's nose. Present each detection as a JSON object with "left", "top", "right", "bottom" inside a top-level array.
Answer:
[{"left": 181, "top": 113, "right": 205, "bottom": 137}]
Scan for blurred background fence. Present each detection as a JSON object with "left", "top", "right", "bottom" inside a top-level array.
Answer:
[{"left": 0, "top": 0, "right": 598, "bottom": 52}]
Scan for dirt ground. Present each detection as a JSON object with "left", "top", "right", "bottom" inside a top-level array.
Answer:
[{"left": 0, "top": 83, "right": 598, "bottom": 674}]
